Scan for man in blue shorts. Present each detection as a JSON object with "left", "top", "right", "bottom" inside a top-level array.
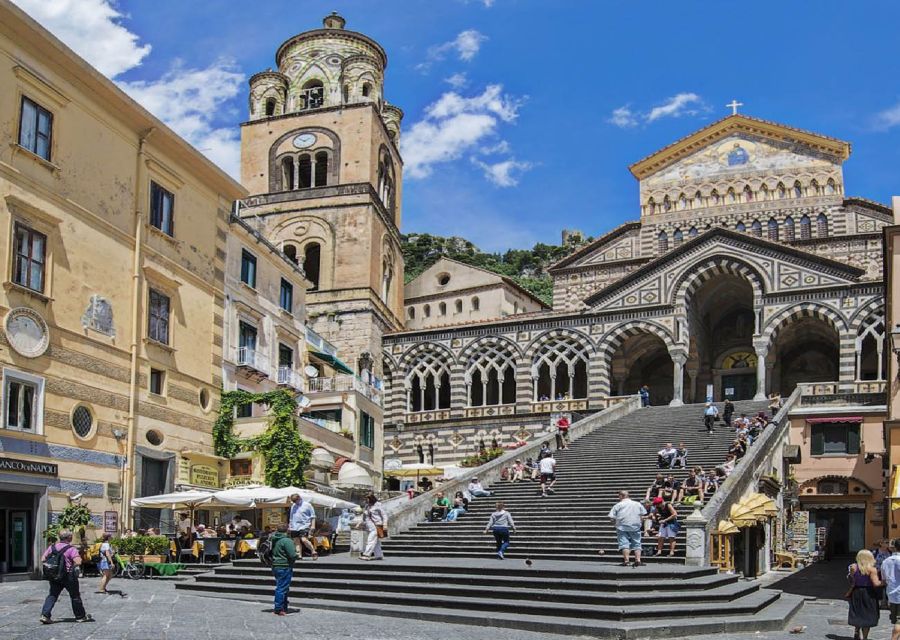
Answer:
[{"left": 607, "top": 490, "right": 647, "bottom": 567}]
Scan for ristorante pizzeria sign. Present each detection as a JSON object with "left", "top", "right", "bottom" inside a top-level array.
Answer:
[{"left": 0, "top": 457, "right": 58, "bottom": 476}]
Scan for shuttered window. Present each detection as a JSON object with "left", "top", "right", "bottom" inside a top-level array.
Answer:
[{"left": 810, "top": 422, "right": 860, "bottom": 455}]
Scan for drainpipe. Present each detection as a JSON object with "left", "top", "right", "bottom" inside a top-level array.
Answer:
[{"left": 121, "top": 127, "right": 155, "bottom": 530}]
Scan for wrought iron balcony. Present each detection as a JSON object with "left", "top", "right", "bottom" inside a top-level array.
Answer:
[{"left": 276, "top": 366, "right": 303, "bottom": 391}]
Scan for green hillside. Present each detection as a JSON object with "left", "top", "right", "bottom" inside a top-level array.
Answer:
[{"left": 401, "top": 232, "right": 591, "bottom": 306}]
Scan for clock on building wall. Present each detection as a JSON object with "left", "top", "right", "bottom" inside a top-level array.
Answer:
[
  {"left": 5, "top": 307, "right": 49, "bottom": 358},
  {"left": 292, "top": 133, "right": 317, "bottom": 149}
]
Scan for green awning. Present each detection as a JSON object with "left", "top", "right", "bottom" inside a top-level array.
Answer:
[{"left": 309, "top": 350, "right": 354, "bottom": 375}]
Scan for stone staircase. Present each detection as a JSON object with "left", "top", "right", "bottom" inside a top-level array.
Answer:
[{"left": 176, "top": 401, "right": 804, "bottom": 638}]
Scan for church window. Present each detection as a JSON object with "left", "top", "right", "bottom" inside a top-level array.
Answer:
[
  {"left": 455, "top": 299, "right": 463, "bottom": 313},
  {"left": 688, "top": 226, "right": 698, "bottom": 238},
  {"left": 816, "top": 213, "right": 829, "bottom": 238},
  {"left": 743, "top": 185, "right": 754, "bottom": 202},
  {"left": 362, "top": 82, "right": 372, "bottom": 98},
  {"left": 825, "top": 179, "right": 836, "bottom": 195},
  {"left": 283, "top": 243, "right": 299, "bottom": 264},
  {"left": 784, "top": 216, "right": 795, "bottom": 241},
  {"left": 382, "top": 257, "right": 394, "bottom": 303},
  {"left": 343, "top": 84, "right": 350, "bottom": 104},
  {"left": 663, "top": 196, "right": 672, "bottom": 212},
  {"left": 646, "top": 198, "right": 656, "bottom": 215},
  {"left": 532, "top": 334, "right": 589, "bottom": 401},
  {"left": 735, "top": 221, "right": 746, "bottom": 232},
  {"left": 856, "top": 311, "right": 885, "bottom": 381},
  {"left": 799, "top": 215, "right": 811, "bottom": 240},
  {"left": 298, "top": 154, "right": 313, "bottom": 189},
  {"left": 678, "top": 194, "right": 687, "bottom": 210},
  {"left": 378, "top": 153, "right": 397, "bottom": 215},
  {"left": 759, "top": 184, "right": 769, "bottom": 200},
  {"left": 265, "top": 98, "right": 277, "bottom": 116},
  {"left": 776, "top": 183, "right": 786, "bottom": 199},
  {"left": 303, "top": 242, "right": 321, "bottom": 291},
  {"left": 407, "top": 349, "right": 452, "bottom": 412},
  {"left": 711, "top": 189, "right": 720, "bottom": 205},
  {"left": 439, "top": 302, "right": 447, "bottom": 316},
  {"left": 727, "top": 188, "right": 736, "bottom": 203},
  {"left": 466, "top": 340, "right": 517, "bottom": 407},
  {"left": 314, "top": 151, "right": 329, "bottom": 187},
  {"left": 751, "top": 220, "right": 762, "bottom": 238},
  {"left": 424, "top": 304, "right": 431, "bottom": 318},
  {"left": 693, "top": 191, "right": 703, "bottom": 208},
  {"left": 673, "top": 228, "right": 683, "bottom": 246},
  {"left": 300, "top": 79, "right": 325, "bottom": 110},
  {"left": 472, "top": 297, "right": 480, "bottom": 311},
  {"left": 793, "top": 181, "right": 803, "bottom": 198},
  {"left": 810, "top": 179, "right": 820, "bottom": 195},
  {"left": 657, "top": 231, "right": 668, "bottom": 253},
  {"left": 281, "top": 157, "right": 295, "bottom": 190},
  {"left": 408, "top": 307, "right": 415, "bottom": 320},
  {"left": 767, "top": 218, "right": 779, "bottom": 241}
]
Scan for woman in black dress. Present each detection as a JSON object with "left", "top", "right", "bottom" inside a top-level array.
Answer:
[{"left": 847, "top": 549, "right": 882, "bottom": 640}]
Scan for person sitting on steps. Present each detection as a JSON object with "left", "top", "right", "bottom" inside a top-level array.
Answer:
[
  {"left": 429, "top": 491, "right": 451, "bottom": 522},
  {"left": 468, "top": 478, "right": 492, "bottom": 498},
  {"left": 673, "top": 442, "right": 688, "bottom": 469},
  {"left": 660, "top": 474, "right": 682, "bottom": 504},
  {"left": 645, "top": 473, "right": 665, "bottom": 501},
  {"left": 657, "top": 443, "right": 677, "bottom": 469}
]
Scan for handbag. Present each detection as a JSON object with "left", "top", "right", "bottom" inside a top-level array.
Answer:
[{"left": 376, "top": 525, "right": 388, "bottom": 539}]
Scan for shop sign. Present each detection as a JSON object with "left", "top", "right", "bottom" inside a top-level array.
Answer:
[
  {"left": 0, "top": 456, "right": 58, "bottom": 476},
  {"left": 104, "top": 511, "right": 118, "bottom": 534},
  {"left": 264, "top": 508, "right": 286, "bottom": 528},
  {"left": 177, "top": 457, "right": 191, "bottom": 484},
  {"left": 190, "top": 464, "right": 220, "bottom": 488}
]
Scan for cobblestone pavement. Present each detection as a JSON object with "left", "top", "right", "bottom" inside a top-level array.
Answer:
[{"left": 0, "top": 577, "right": 893, "bottom": 640}]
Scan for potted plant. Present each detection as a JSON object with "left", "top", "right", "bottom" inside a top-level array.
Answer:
[{"left": 138, "top": 535, "right": 170, "bottom": 563}]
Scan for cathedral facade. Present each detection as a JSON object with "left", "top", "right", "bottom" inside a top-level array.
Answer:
[{"left": 383, "top": 116, "right": 889, "bottom": 467}]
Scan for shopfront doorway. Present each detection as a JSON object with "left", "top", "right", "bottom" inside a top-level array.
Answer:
[
  {"left": 0, "top": 490, "right": 36, "bottom": 576},
  {"left": 808, "top": 508, "right": 865, "bottom": 557},
  {"left": 721, "top": 372, "right": 756, "bottom": 401}
]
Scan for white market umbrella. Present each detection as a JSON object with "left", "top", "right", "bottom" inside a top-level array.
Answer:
[
  {"left": 130, "top": 490, "right": 214, "bottom": 510},
  {"left": 210, "top": 485, "right": 356, "bottom": 510}
]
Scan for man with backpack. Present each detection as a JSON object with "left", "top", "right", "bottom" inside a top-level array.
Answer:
[
  {"left": 269, "top": 524, "right": 297, "bottom": 615},
  {"left": 40, "top": 528, "right": 93, "bottom": 624}
]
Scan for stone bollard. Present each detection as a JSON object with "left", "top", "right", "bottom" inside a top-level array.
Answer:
[{"left": 683, "top": 501, "right": 709, "bottom": 566}]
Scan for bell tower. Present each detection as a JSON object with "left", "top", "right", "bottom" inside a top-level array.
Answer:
[{"left": 238, "top": 13, "right": 405, "bottom": 379}]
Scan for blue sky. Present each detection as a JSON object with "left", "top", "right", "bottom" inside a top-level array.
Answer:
[{"left": 14, "top": 0, "right": 900, "bottom": 252}]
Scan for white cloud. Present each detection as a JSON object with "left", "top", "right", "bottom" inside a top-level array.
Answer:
[
  {"left": 13, "top": 0, "right": 244, "bottom": 179},
  {"left": 608, "top": 105, "right": 638, "bottom": 128},
  {"left": 118, "top": 61, "right": 244, "bottom": 178},
  {"left": 647, "top": 92, "right": 704, "bottom": 122},
  {"left": 11, "top": 0, "right": 151, "bottom": 77},
  {"left": 402, "top": 85, "right": 525, "bottom": 180},
  {"left": 472, "top": 158, "right": 534, "bottom": 187},
  {"left": 873, "top": 101, "right": 900, "bottom": 130},
  {"left": 607, "top": 93, "right": 708, "bottom": 129},
  {"left": 444, "top": 72, "right": 469, "bottom": 89},
  {"left": 417, "top": 29, "right": 487, "bottom": 71}
]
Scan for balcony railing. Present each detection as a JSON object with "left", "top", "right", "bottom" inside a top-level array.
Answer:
[
  {"left": 277, "top": 366, "right": 304, "bottom": 391},
  {"left": 236, "top": 347, "right": 268, "bottom": 377},
  {"left": 305, "top": 327, "right": 338, "bottom": 356},
  {"left": 307, "top": 374, "right": 382, "bottom": 406}
]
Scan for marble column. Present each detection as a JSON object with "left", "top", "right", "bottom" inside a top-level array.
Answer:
[
  {"left": 669, "top": 350, "right": 687, "bottom": 407},
  {"left": 753, "top": 338, "right": 769, "bottom": 401}
]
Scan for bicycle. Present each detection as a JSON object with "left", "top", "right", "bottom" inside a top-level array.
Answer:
[{"left": 114, "top": 554, "right": 145, "bottom": 579}]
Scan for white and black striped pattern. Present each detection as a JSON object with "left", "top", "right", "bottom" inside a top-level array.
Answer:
[
  {"left": 595, "top": 320, "right": 678, "bottom": 396},
  {"left": 673, "top": 256, "right": 766, "bottom": 309},
  {"left": 761, "top": 302, "right": 855, "bottom": 381}
]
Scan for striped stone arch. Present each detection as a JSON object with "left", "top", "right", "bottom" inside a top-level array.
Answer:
[
  {"left": 848, "top": 298, "right": 885, "bottom": 333},
  {"left": 524, "top": 328, "right": 594, "bottom": 359},
  {"left": 672, "top": 255, "right": 766, "bottom": 309},
  {"left": 459, "top": 336, "right": 521, "bottom": 407},
  {"left": 849, "top": 301, "right": 886, "bottom": 381},
  {"left": 398, "top": 341, "right": 456, "bottom": 369},
  {"left": 595, "top": 320, "right": 677, "bottom": 398},
  {"left": 381, "top": 353, "right": 401, "bottom": 424},
  {"left": 457, "top": 334, "right": 524, "bottom": 364},
  {"left": 527, "top": 329, "right": 594, "bottom": 401},
  {"left": 761, "top": 302, "right": 853, "bottom": 385},
  {"left": 399, "top": 341, "right": 457, "bottom": 412}
]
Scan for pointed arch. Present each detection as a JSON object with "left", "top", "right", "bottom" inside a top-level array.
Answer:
[
  {"left": 461, "top": 337, "right": 520, "bottom": 406},
  {"left": 402, "top": 343, "right": 455, "bottom": 412},
  {"left": 816, "top": 213, "right": 829, "bottom": 238},
  {"left": 736, "top": 221, "right": 746, "bottom": 232},
  {"left": 799, "top": 214, "right": 812, "bottom": 239},
  {"left": 673, "top": 228, "right": 684, "bottom": 246},
  {"left": 784, "top": 216, "right": 796, "bottom": 241},
  {"left": 776, "top": 182, "right": 786, "bottom": 199},
  {"left": 767, "top": 217, "right": 779, "bottom": 242},
  {"left": 751, "top": 219, "right": 762, "bottom": 238},
  {"left": 672, "top": 256, "right": 766, "bottom": 310},
  {"left": 688, "top": 226, "right": 698, "bottom": 238},
  {"left": 528, "top": 330, "right": 593, "bottom": 401},
  {"left": 658, "top": 230, "right": 669, "bottom": 253}
]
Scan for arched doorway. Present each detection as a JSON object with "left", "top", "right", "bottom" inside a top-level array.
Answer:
[
  {"left": 685, "top": 272, "right": 757, "bottom": 401},
  {"left": 771, "top": 316, "right": 839, "bottom": 395},
  {"left": 610, "top": 332, "right": 674, "bottom": 405}
]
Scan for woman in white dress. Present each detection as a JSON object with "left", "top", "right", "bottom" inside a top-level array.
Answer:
[{"left": 361, "top": 494, "right": 387, "bottom": 561}]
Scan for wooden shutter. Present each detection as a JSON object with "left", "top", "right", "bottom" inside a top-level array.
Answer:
[
  {"left": 810, "top": 425, "right": 824, "bottom": 456},
  {"left": 847, "top": 423, "right": 860, "bottom": 455}
]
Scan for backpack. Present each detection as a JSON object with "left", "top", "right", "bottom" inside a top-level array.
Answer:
[
  {"left": 257, "top": 539, "right": 273, "bottom": 567},
  {"left": 42, "top": 544, "right": 72, "bottom": 582}
]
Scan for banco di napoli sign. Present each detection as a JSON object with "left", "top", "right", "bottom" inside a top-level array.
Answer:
[{"left": 0, "top": 456, "right": 58, "bottom": 476}]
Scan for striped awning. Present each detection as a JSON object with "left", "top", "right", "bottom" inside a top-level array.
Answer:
[{"left": 806, "top": 416, "right": 863, "bottom": 424}]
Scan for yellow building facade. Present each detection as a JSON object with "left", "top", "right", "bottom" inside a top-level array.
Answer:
[{"left": 0, "top": 2, "right": 244, "bottom": 577}]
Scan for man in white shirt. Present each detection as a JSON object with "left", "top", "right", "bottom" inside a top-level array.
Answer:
[
  {"left": 703, "top": 403, "right": 719, "bottom": 435},
  {"left": 607, "top": 490, "right": 647, "bottom": 567},
  {"left": 288, "top": 494, "right": 318, "bottom": 560},
  {"left": 657, "top": 443, "right": 677, "bottom": 469},
  {"left": 539, "top": 453, "right": 557, "bottom": 497},
  {"left": 880, "top": 538, "right": 900, "bottom": 640}
]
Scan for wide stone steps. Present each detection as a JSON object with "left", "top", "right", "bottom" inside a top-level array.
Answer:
[{"left": 175, "top": 400, "right": 801, "bottom": 637}]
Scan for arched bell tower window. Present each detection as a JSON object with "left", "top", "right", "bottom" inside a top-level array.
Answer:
[
  {"left": 751, "top": 219, "right": 762, "bottom": 237},
  {"left": 784, "top": 216, "right": 795, "bottom": 241},
  {"left": 793, "top": 181, "right": 803, "bottom": 198},
  {"left": 314, "top": 151, "right": 329, "bottom": 187},
  {"left": 283, "top": 243, "right": 299, "bottom": 264},
  {"left": 265, "top": 98, "right": 277, "bottom": 116},
  {"left": 688, "top": 226, "right": 698, "bottom": 238},
  {"left": 767, "top": 218, "right": 779, "bottom": 241},
  {"left": 736, "top": 221, "right": 746, "bottom": 232},
  {"left": 658, "top": 231, "right": 668, "bottom": 253},
  {"left": 298, "top": 154, "right": 312, "bottom": 189},
  {"left": 300, "top": 80, "right": 325, "bottom": 111},
  {"left": 281, "top": 157, "right": 295, "bottom": 191},
  {"left": 743, "top": 185, "right": 754, "bottom": 202},
  {"left": 673, "top": 228, "right": 683, "bottom": 246},
  {"left": 343, "top": 84, "right": 350, "bottom": 104},
  {"left": 817, "top": 213, "right": 829, "bottom": 238},
  {"left": 799, "top": 215, "right": 811, "bottom": 240},
  {"left": 776, "top": 182, "right": 786, "bottom": 199},
  {"left": 303, "top": 242, "right": 321, "bottom": 291},
  {"left": 362, "top": 82, "right": 372, "bottom": 98}
]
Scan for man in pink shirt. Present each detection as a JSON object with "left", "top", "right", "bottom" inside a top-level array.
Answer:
[{"left": 39, "top": 529, "right": 93, "bottom": 624}]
